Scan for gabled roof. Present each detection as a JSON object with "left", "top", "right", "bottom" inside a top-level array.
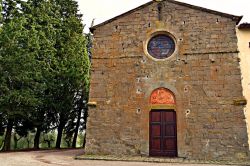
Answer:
[
  {"left": 238, "top": 23, "right": 250, "bottom": 29},
  {"left": 90, "top": 0, "right": 242, "bottom": 33}
]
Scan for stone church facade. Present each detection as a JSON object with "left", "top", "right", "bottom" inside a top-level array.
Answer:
[{"left": 85, "top": 0, "right": 249, "bottom": 161}]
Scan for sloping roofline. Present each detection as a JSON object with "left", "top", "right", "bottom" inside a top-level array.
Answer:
[
  {"left": 90, "top": 0, "right": 242, "bottom": 33},
  {"left": 238, "top": 23, "right": 250, "bottom": 29}
]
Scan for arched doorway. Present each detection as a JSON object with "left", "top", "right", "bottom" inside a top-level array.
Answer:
[{"left": 149, "top": 88, "right": 177, "bottom": 157}]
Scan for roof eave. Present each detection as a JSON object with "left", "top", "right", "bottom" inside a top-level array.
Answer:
[
  {"left": 238, "top": 22, "right": 250, "bottom": 29},
  {"left": 89, "top": 0, "right": 243, "bottom": 33},
  {"left": 89, "top": 1, "right": 154, "bottom": 33},
  {"left": 235, "top": 16, "right": 243, "bottom": 25}
]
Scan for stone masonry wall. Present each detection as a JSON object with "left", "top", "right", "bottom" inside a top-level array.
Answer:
[{"left": 85, "top": 1, "right": 249, "bottom": 161}]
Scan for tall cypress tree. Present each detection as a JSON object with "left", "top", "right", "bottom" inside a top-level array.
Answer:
[
  {"left": 0, "top": 0, "right": 89, "bottom": 150},
  {"left": 22, "top": 0, "right": 61, "bottom": 149},
  {"left": 0, "top": 0, "right": 59, "bottom": 150},
  {"left": 0, "top": 15, "right": 44, "bottom": 151},
  {"left": 50, "top": 0, "right": 89, "bottom": 149}
]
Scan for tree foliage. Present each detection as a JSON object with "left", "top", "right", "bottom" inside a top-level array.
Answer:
[
  {"left": 0, "top": 0, "right": 90, "bottom": 151},
  {"left": 0, "top": 0, "right": 2, "bottom": 23}
]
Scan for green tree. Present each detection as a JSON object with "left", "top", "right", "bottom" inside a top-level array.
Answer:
[
  {"left": 0, "top": 0, "right": 2, "bottom": 23},
  {"left": 0, "top": 0, "right": 90, "bottom": 151},
  {"left": 22, "top": 0, "right": 61, "bottom": 149},
  {"left": 1, "top": 0, "right": 21, "bottom": 23},
  {"left": 49, "top": 0, "right": 89, "bottom": 149},
  {"left": 0, "top": 15, "right": 44, "bottom": 151},
  {"left": 71, "top": 88, "right": 89, "bottom": 148},
  {"left": 0, "top": 0, "right": 58, "bottom": 151}
]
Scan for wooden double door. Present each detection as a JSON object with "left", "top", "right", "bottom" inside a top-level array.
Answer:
[{"left": 149, "top": 110, "right": 177, "bottom": 157}]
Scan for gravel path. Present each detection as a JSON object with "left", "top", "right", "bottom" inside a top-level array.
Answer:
[{"left": 0, "top": 149, "right": 240, "bottom": 166}]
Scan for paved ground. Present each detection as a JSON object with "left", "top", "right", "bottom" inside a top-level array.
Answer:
[{"left": 0, "top": 149, "right": 240, "bottom": 166}]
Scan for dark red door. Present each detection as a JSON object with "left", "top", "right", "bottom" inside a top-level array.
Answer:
[{"left": 150, "top": 110, "right": 177, "bottom": 157}]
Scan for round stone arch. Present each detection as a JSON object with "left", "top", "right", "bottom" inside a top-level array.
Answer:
[
  {"left": 150, "top": 87, "right": 176, "bottom": 110},
  {"left": 149, "top": 87, "right": 178, "bottom": 157},
  {"left": 145, "top": 82, "right": 180, "bottom": 102},
  {"left": 140, "top": 84, "right": 185, "bottom": 157}
]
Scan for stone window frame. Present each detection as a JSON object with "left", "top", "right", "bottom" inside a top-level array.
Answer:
[{"left": 143, "top": 30, "right": 179, "bottom": 62}]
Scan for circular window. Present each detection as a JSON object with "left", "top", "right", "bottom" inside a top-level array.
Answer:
[{"left": 147, "top": 34, "right": 175, "bottom": 59}]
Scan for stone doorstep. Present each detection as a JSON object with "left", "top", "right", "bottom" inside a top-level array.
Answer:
[{"left": 75, "top": 155, "right": 250, "bottom": 165}]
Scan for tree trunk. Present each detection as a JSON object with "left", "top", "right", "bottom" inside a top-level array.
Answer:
[
  {"left": 27, "top": 139, "right": 30, "bottom": 149},
  {"left": 56, "top": 119, "right": 65, "bottom": 149},
  {"left": 66, "top": 140, "right": 71, "bottom": 148},
  {"left": 44, "top": 139, "right": 52, "bottom": 148},
  {"left": 72, "top": 108, "right": 82, "bottom": 148},
  {"left": 83, "top": 107, "right": 88, "bottom": 148},
  {"left": 0, "top": 140, "right": 4, "bottom": 150},
  {"left": 48, "top": 141, "right": 51, "bottom": 148},
  {"left": 34, "top": 127, "right": 41, "bottom": 149},
  {"left": 83, "top": 132, "right": 86, "bottom": 148},
  {"left": 3, "top": 119, "right": 13, "bottom": 151},
  {"left": 13, "top": 133, "right": 18, "bottom": 150}
]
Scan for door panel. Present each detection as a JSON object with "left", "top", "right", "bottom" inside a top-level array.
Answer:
[
  {"left": 151, "top": 112, "right": 161, "bottom": 122},
  {"left": 151, "top": 125, "right": 161, "bottom": 136},
  {"left": 150, "top": 110, "right": 177, "bottom": 157},
  {"left": 163, "top": 111, "right": 175, "bottom": 122},
  {"left": 163, "top": 139, "right": 176, "bottom": 150},
  {"left": 164, "top": 125, "right": 176, "bottom": 136},
  {"left": 151, "top": 139, "right": 161, "bottom": 150}
]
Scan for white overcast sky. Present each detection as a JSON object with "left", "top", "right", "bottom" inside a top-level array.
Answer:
[{"left": 77, "top": 0, "right": 250, "bottom": 32}]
